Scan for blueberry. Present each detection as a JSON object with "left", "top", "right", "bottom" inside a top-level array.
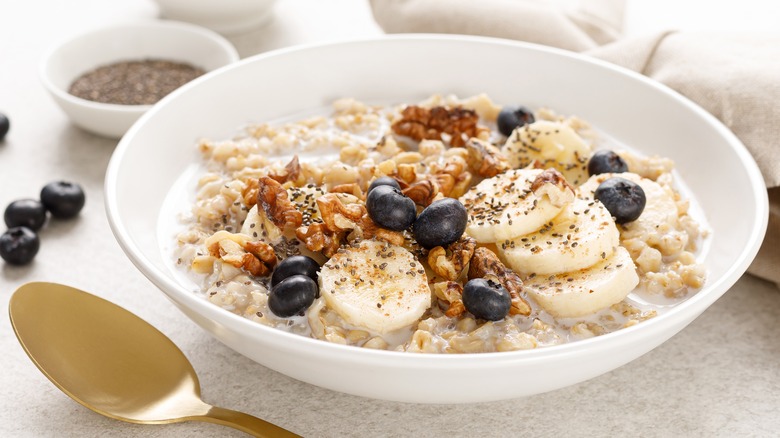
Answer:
[
  {"left": 594, "top": 177, "right": 646, "bottom": 224},
  {"left": 0, "top": 227, "right": 40, "bottom": 265},
  {"left": 0, "top": 113, "right": 9, "bottom": 142},
  {"left": 587, "top": 150, "right": 628, "bottom": 176},
  {"left": 268, "top": 274, "right": 318, "bottom": 318},
  {"left": 40, "top": 181, "right": 85, "bottom": 219},
  {"left": 497, "top": 105, "right": 535, "bottom": 137},
  {"left": 368, "top": 176, "right": 401, "bottom": 194},
  {"left": 4, "top": 199, "right": 46, "bottom": 231},
  {"left": 366, "top": 185, "right": 416, "bottom": 231},
  {"left": 271, "top": 255, "right": 320, "bottom": 288},
  {"left": 462, "top": 278, "right": 511, "bottom": 321},
  {"left": 412, "top": 198, "right": 467, "bottom": 249}
]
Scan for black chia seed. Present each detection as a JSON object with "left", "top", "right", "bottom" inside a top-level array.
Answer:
[{"left": 68, "top": 59, "right": 205, "bottom": 105}]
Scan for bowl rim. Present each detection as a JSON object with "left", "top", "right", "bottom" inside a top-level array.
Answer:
[
  {"left": 39, "top": 19, "right": 240, "bottom": 114},
  {"left": 105, "top": 34, "right": 769, "bottom": 364}
]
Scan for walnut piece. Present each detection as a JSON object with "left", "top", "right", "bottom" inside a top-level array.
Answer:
[
  {"left": 428, "top": 237, "right": 476, "bottom": 281},
  {"left": 206, "top": 230, "right": 278, "bottom": 277},
  {"left": 330, "top": 183, "right": 364, "bottom": 200},
  {"left": 356, "top": 214, "right": 406, "bottom": 246},
  {"left": 317, "top": 193, "right": 365, "bottom": 232},
  {"left": 433, "top": 155, "right": 472, "bottom": 198},
  {"left": 402, "top": 155, "right": 472, "bottom": 205},
  {"left": 269, "top": 155, "right": 302, "bottom": 185},
  {"left": 257, "top": 176, "right": 303, "bottom": 229},
  {"left": 296, "top": 193, "right": 404, "bottom": 256},
  {"left": 403, "top": 179, "right": 439, "bottom": 206},
  {"left": 531, "top": 168, "right": 575, "bottom": 208},
  {"left": 296, "top": 223, "right": 344, "bottom": 258},
  {"left": 241, "top": 177, "right": 259, "bottom": 208},
  {"left": 433, "top": 281, "right": 466, "bottom": 318},
  {"left": 397, "top": 163, "right": 417, "bottom": 184},
  {"left": 468, "top": 247, "right": 531, "bottom": 316},
  {"left": 391, "top": 105, "right": 483, "bottom": 147},
  {"left": 464, "top": 138, "right": 510, "bottom": 177}
]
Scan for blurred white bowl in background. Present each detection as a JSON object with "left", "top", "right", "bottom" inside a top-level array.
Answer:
[
  {"left": 153, "top": 0, "right": 278, "bottom": 35},
  {"left": 40, "top": 20, "right": 239, "bottom": 139}
]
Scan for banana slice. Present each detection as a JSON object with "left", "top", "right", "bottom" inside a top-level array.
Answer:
[
  {"left": 497, "top": 197, "right": 620, "bottom": 275},
  {"left": 525, "top": 246, "right": 639, "bottom": 318},
  {"left": 578, "top": 172, "right": 685, "bottom": 255},
  {"left": 459, "top": 168, "right": 574, "bottom": 243},
  {"left": 319, "top": 240, "right": 431, "bottom": 334},
  {"left": 502, "top": 121, "right": 592, "bottom": 186}
]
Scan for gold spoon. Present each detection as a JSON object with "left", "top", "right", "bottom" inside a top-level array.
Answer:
[{"left": 8, "top": 282, "right": 299, "bottom": 438}]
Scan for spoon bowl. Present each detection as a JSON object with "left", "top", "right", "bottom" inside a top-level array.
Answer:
[{"left": 9, "top": 282, "right": 297, "bottom": 437}]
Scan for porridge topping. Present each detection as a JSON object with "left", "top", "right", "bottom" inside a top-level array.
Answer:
[
  {"left": 462, "top": 278, "right": 512, "bottom": 321},
  {"left": 427, "top": 236, "right": 476, "bottom": 281},
  {"left": 594, "top": 177, "right": 647, "bottom": 224},
  {"left": 391, "top": 105, "right": 484, "bottom": 147},
  {"left": 587, "top": 149, "right": 629, "bottom": 175},
  {"left": 412, "top": 198, "right": 468, "bottom": 249},
  {"left": 497, "top": 105, "right": 536, "bottom": 137},
  {"left": 468, "top": 247, "right": 531, "bottom": 316},
  {"left": 174, "top": 94, "right": 708, "bottom": 353},
  {"left": 459, "top": 168, "right": 572, "bottom": 243},
  {"left": 319, "top": 240, "right": 431, "bottom": 334}
]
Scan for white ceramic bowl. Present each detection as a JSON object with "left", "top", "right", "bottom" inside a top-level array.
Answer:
[
  {"left": 105, "top": 35, "right": 768, "bottom": 403},
  {"left": 153, "top": 0, "right": 277, "bottom": 35},
  {"left": 40, "top": 20, "right": 239, "bottom": 139}
]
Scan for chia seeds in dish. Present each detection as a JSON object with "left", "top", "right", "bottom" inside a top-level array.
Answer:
[{"left": 68, "top": 59, "right": 205, "bottom": 105}]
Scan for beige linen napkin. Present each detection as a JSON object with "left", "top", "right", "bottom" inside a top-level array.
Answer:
[{"left": 370, "top": 0, "right": 780, "bottom": 286}]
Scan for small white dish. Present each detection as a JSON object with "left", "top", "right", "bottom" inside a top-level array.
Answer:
[
  {"left": 105, "top": 35, "right": 768, "bottom": 403},
  {"left": 40, "top": 20, "right": 239, "bottom": 139},
  {"left": 153, "top": 0, "right": 277, "bottom": 35}
]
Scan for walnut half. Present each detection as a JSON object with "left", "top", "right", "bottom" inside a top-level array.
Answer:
[
  {"left": 464, "top": 137, "right": 510, "bottom": 178},
  {"left": 433, "top": 281, "right": 466, "bottom": 318},
  {"left": 531, "top": 168, "right": 575, "bottom": 208},
  {"left": 257, "top": 176, "right": 303, "bottom": 229},
  {"left": 269, "top": 155, "right": 302, "bottom": 185},
  {"left": 468, "top": 247, "right": 531, "bottom": 316},
  {"left": 296, "top": 222, "right": 344, "bottom": 258},
  {"left": 428, "top": 237, "right": 477, "bottom": 281},
  {"left": 402, "top": 179, "right": 439, "bottom": 206},
  {"left": 316, "top": 193, "right": 364, "bottom": 232},
  {"left": 205, "top": 230, "right": 278, "bottom": 277},
  {"left": 391, "top": 105, "right": 483, "bottom": 147}
]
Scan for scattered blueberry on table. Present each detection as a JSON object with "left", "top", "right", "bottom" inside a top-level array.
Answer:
[
  {"left": 594, "top": 177, "right": 646, "bottom": 224},
  {"left": 587, "top": 150, "right": 629, "bottom": 176},
  {"left": 0, "top": 227, "right": 40, "bottom": 266},
  {"left": 462, "top": 278, "right": 511, "bottom": 321},
  {"left": 4, "top": 199, "right": 47, "bottom": 231},
  {"left": 366, "top": 184, "right": 417, "bottom": 231},
  {"left": 412, "top": 198, "right": 468, "bottom": 249},
  {"left": 1, "top": 180, "right": 85, "bottom": 265},
  {"left": 268, "top": 274, "right": 319, "bottom": 318},
  {"left": 0, "top": 113, "right": 9, "bottom": 142},
  {"left": 41, "top": 181, "right": 86, "bottom": 219},
  {"left": 497, "top": 105, "right": 535, "bottom": 137}
]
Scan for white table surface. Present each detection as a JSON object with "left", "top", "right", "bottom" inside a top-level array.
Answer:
[{"left": 1, "top": 1, "right": 779, "bottom": 436}]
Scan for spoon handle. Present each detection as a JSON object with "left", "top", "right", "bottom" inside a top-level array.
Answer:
[{"left": 195, "top": 405, "right": 301, "bottom": 438}]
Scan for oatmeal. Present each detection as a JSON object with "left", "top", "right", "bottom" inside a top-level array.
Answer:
[{"left": 172, "top": 94, "right": 707, "bottom": 353}]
